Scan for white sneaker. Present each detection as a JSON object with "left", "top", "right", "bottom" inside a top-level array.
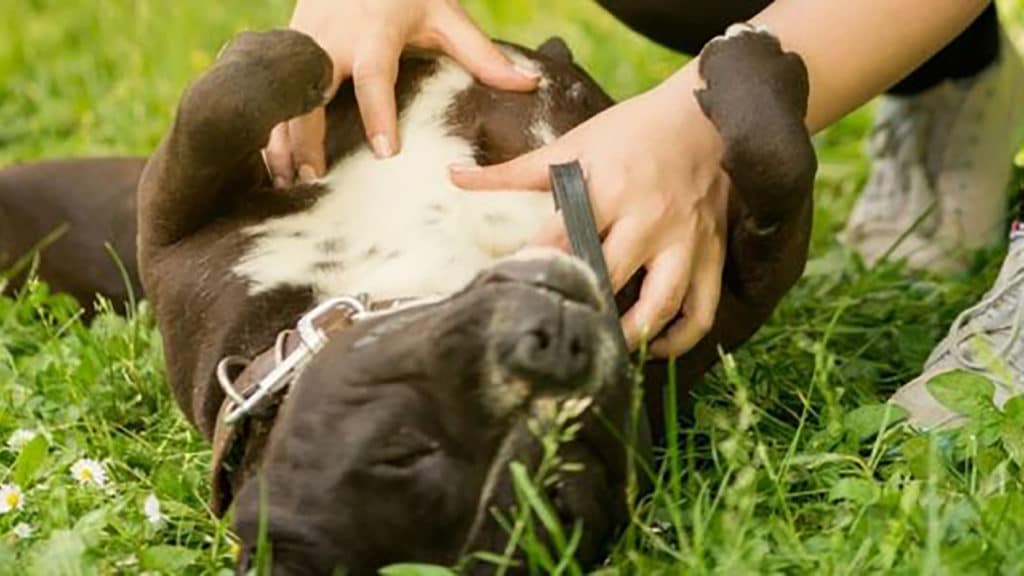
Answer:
[
  {"left": 890, "top": 239, "right": 1024, "bottom": 429},
  {"left": 843, "top": 31, "right": 1024, "bottom": 273}
]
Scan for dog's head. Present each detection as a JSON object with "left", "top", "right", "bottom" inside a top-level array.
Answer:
[{"left": 230, "top": 251, "right": 626, "bottom": 574}]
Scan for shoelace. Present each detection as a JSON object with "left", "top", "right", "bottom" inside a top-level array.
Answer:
[{"left": 946, "top": 250, "right": 1024, "bottom": 376}]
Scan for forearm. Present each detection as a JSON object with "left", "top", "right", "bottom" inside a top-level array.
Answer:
[
  {"left": 657, "top": 0, "right": 992, "bottom": 133},
  {"left": 753, "top": 0, "right": 991, "bottom": 131}
]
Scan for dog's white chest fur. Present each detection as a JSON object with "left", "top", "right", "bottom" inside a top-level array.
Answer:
[{"left": 233, "top": 59, "right": 554, "bottom": 301}]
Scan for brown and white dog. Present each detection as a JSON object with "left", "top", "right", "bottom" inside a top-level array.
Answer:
[{"left": 0, "top": 26, "right": 815, "bottom": 574}]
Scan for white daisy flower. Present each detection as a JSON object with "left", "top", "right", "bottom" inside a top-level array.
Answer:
[
  {"left": 143, "top": 493, "right": 163, "bottom": 526},
  {"left": 12, "top": 523, "right": 32, "bottom": 540},
  {"left": 6, "top": 429, "right": 37, "bottom": 451},
  {"left": 0, "top": 484, "right": 24, "bottom": 514},
  {"left": 70, "top": 459, "right": 108, "bottom": 488}
]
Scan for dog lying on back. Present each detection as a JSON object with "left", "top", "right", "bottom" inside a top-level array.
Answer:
[{"left": 0, "top": 27, "right": 815, "bottom": 574}]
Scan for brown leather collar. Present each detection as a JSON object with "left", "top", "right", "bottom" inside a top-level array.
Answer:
[{"left": 209, "top": 295, "right": 435, "bottom": 514}]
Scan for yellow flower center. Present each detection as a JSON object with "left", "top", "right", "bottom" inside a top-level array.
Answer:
[
  {"left": 5, "top": 492, "right": 20, "bottom": 508},
  {"left": 80, "top": 469, "right": 93, "bottom": 483}
]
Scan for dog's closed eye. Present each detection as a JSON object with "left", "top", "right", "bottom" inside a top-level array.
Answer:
[{"left": 371, "top": 427, "right": 440, "bottom": 471}]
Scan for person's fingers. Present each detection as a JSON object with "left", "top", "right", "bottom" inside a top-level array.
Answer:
[
  {"left": 620, "top": 244, "right": 691, "bottom": 350},
  {"left": 352, "top": 32, "right": 403, "bottom": 159},
  {"left": 600, "top": 219, "right": 649, "bottom": 292},
  {"left": 450, "top": 147, "right": 565, "bottom": 191},
  {"left": 528, "top": 215, "right": 571, "bottom": 252},
  {"left": 288, "top": 3, "right": 349, "bottom": 106},
  {"left": 287, "top": 107, "right": 328, "bottom": 182},
  {"left": 265, "top": 123, "right": 295, "bottom": 188},
  {"left": 650, "top": 241, "right": 725, "bottom": 357},
  {"left": 432, "top": 6, "right": 540, "bottom": 91}
]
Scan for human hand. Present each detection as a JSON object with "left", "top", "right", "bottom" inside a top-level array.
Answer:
[
  {"left": 451, "top": 75, "right": 730, "bottom": 358},
  {"left": 266, "top": 0, "right": 540, "bottom": 187}
]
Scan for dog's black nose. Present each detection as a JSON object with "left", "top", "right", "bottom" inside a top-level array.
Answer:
[
  {"left": 480, "top": 250, "right": 617, "bottom": 395},
  {"left": 507, "top": 303, "right": 594, "bottom": 393}
]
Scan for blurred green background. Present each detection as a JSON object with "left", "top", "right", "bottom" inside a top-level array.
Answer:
[{"left": 0, "top": 0, "right": 687, "bottom": 163}]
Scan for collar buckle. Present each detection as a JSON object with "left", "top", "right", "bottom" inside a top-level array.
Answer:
[{"left": 218, "top": 296, "right": 368, "bottom": 425}]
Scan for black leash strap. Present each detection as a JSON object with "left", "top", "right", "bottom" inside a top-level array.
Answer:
[
  {"left": 550, "top": 161, "right": 654, "bottom": 465},
  {"left": 549, "top": 162, "right": 617, "bottom": 313}
]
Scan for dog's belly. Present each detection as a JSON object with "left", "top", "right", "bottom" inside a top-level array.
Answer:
[{"left": 233, "top": 60, "right": 555, "bottom": 301}]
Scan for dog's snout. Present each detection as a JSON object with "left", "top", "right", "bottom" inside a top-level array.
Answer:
[
  {"left": 483, "top": 250, "right": 607, "bottom": 312},
  {"left": 507, "top": 304, "right": 594, "bottom": 393}
]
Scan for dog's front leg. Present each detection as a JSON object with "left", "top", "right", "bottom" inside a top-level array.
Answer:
[
  {"left": 137, "top": 30, "right": 332, "bottom": 250},
  {"left": 667, "top": 27, "right": 817, "bottom": 380},
  {"left": 630, "top": 28, "right": 818, "bottom": 433}
]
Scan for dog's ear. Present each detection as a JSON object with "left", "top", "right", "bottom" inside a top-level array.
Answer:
[{"left": 538, "top": 37, "right": 574, "bottom": 63}]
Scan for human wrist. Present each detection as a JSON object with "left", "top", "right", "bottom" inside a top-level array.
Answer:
[{"left": 646, "top": 62, "right": 727, "bottom": 176}]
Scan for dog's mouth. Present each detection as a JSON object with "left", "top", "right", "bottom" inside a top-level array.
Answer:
[
  {"left": 473, "top": 249, "right": 608, "bottom": 313},
  {"left": 343, "top": 249, "right": 611, "bottom": 354}
]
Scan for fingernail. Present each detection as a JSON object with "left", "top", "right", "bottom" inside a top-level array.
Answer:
[
  {"left": 449, "top": 163, "right": 482, "bottom": 174},
  {"left": 371, "top": 134, "right": 394, "bottom": 159},
  {"left": 622, "top": 332, "right": 638, "bottom": 353},
  {"left": 273, "top": 176, "right": 288, "bottom": 189},
  {"left": 633, "top": 322, "right": 652, "bottom": 346},
  {"left": 620, "top": 321, "right": 637, "bottom": 345},
  {"left": 298, "top": 164, "right": 318, "bottom": 183},
  {"left": 514, "top": 63, "right": 542, "bottom": 80}
]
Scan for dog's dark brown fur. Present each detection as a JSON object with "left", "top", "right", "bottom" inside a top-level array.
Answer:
[{"left": 0, "top": 157, "right": 143, "bottom": 313}]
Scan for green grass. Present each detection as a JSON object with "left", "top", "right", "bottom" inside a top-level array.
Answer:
[{"left": 2, "top": 1, "right": 1024, "bottom": 574}]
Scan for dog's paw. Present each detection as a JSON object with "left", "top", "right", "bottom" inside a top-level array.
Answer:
[
  {"left": 695, "top": 23, "right": 816, "bottom": 228},
  {"left": 216, "top": 29, "right": 333, "bottom": 120}
]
